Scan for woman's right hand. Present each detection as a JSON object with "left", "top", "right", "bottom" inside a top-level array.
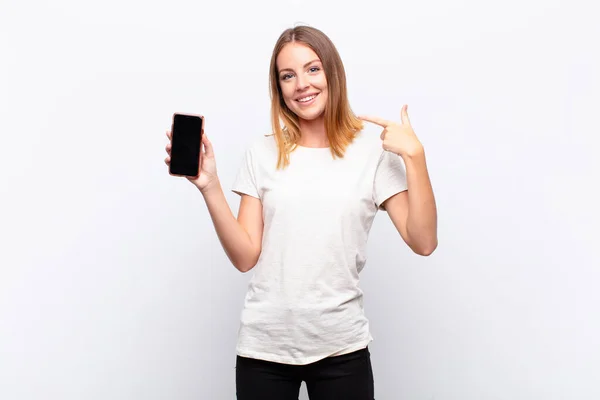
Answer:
[{"left": 165, "top": 130, "right": 219, "bottom": 192}]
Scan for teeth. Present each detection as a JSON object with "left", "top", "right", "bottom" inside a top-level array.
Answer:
[{"left": 298, "top": 94, "right": 317, "bottom": 102}]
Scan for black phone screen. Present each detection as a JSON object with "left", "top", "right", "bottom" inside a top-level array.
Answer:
[{"left": 169, "top": 114, "right": 203, "bottom": 177}]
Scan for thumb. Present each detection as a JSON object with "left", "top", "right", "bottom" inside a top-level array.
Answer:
[
  {"left": 401, "top": 104, "right": 411, "bottom": 125},
  {"left": 202, "top": 133, "right": 214, "bottom": 157}
]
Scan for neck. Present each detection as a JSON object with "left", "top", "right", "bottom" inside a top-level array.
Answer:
[{"left": 297, "top": 115, "right": 328, "bottom": 148}]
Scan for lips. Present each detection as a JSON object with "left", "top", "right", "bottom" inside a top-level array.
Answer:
[
  {"left": 295, "top": 93, "right": 320, "bottom": 108},
  {"left": 296, "top": 93, "right": 319, "bottom": 103}
]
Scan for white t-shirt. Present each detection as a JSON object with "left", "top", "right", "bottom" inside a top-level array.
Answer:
[{"left": 231, "top": 129, "right": 408, "bottom": 365}]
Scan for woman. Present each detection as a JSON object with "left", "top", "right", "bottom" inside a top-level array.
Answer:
[{"left": 165, "top": 25, "right": 437, "bottom": 400}]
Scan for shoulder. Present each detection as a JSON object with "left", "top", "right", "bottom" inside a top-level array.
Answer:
[
  {"left": 346, "top": 127, "right": 386, "bottom": 159},
  {"left": 239, "top": 134, "right": 279, "bottom": 170},
  {"left": 348, "top": 128, "right": 406, "bottom": 174},
  {"left": 246, "top": 133, "right": 277, "bottom": 154},
  {"left": 239, "top": 133, "right": 277, "bottom": 157}
]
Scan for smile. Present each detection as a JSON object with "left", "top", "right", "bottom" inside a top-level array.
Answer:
[{"left": 296, "top": 93, "right": 319, "bottom": 105}]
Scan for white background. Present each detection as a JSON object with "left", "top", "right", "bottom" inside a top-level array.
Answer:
[{"left": 1, "top": 0, "right": 599, "bottom": 399}]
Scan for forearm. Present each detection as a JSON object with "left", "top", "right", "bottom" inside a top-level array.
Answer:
[
  {"left": 199, "top": 180, "right": 258, "bottom": 272},
  {"left": 403, "top": 150, "right": 438, "bottom": 255}
]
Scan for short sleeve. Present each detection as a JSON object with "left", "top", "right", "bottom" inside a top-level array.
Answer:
[
  {"left": 232, "top": 148, "right": 260, "bottom": 199},
  {"left": 373, "top": 150, "right": 408, "bottom": 210}
]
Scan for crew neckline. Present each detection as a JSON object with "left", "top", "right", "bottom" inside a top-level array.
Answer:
[{"left": 295, "top": 144, "right": 330, "bottom": 150}]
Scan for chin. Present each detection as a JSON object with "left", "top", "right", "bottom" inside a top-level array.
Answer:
[
  {"left": 296, "top": 110, "right": 324, "bottom": 121},
  {"left": 291, "top": 103, "right": 326, "bottom": 121}
]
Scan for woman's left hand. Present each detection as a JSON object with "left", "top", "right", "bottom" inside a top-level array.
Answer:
[{"left": 359, "top": 104, "right": 424, "bottom": 158}]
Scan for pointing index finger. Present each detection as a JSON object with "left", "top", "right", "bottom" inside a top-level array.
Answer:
[{"left": 358, "top": 114, "right": 391, "bottom": 127}]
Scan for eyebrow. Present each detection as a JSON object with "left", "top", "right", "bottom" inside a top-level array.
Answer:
[{"left": 278, "top": 59, "right": 322, "bottom": 73}]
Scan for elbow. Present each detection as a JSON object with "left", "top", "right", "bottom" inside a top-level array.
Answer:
[
  {"left": 226, "top": 243, "right": 261, "bottom": 273},
  {"left": 236, "top": 263, "right": 256, "bottom": 273},
  {"left": 234, "top": 259, "right": 257, "bottom": 273},
  {"left": 233, "top": 252, "right": 260, "bottom": 273},
  {"left": 412, "top": 239, "right": 438, "bottom": 257}
]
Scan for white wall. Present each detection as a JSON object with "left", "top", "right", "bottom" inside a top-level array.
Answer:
[{"left": 1, "top": 0, "right": 598, "bottom": 399}]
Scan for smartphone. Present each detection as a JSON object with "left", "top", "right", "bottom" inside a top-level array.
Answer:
[{"left": 169, "top": 113, "right": 204, "bottom": 177}]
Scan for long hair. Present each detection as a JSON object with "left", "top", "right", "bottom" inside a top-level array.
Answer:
[{"left": 269, "top": 25, "right": 363, "bottom": 169}]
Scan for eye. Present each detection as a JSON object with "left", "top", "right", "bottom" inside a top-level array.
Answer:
[
  {"left": 280, "top": 73, "right": 294, "bottom": 81},
  {"left": 309, "top": 66, "right": 320, "bottom": 73}
]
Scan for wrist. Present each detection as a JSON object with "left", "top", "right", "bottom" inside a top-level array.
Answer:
[
  {"left": 198, "top": 178, "right": 221, "bottom": 196},
  {"left": 400, "top": 143, "right": 425, "bottom": 160}
]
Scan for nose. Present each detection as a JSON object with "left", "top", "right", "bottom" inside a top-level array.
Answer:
[{"left": 295, "top": 75, "right": 309, "bottom": 91}]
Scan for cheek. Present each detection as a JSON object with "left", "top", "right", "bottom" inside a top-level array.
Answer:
[
  {"left": 280, "top": 85, "right": 295, "bottom": 104},
  {"left": 319, "top": 83, "right": 328, "bottom": 102},
  {"left": 316, "top": 74, "right": 327, "bottom": 90}
]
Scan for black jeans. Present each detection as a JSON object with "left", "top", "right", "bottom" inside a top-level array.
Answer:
[{"left": 235, "top": 347, "right": 375, "bottom": 400}]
